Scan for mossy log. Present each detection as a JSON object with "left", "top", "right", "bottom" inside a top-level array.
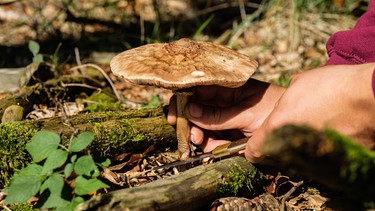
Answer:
[
  {"left": 76, "top": 156, "right": 254, "bottom": 211},
  {"left": 0, "top": 106, "right": 176, "bottom": 187},
  {"left": 261, "top": 125, "right": 375, "bottom": 206}
]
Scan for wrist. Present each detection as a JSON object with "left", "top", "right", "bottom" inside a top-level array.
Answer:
[
  {"left": 347, "top": 63, "right": 375, "bottom": 149},
  {"left": 353, "top": 63, "right": 375, "bottom": 104}
]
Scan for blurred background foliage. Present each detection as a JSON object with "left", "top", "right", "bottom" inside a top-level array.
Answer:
[{"left": 0, "top": 0, "right": 369, "bottom": 76}]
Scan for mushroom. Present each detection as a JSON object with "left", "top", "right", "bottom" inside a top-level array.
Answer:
[{"left": 110, "top": 38, "right": 258, "bottom": 161}]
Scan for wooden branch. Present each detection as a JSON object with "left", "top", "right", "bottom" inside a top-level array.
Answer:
[
  {"left": 261, "top": 125, "right": 375, "bottom": 205},
  {"left": 76, "top": 156, "right": 254, "bottom": 211}
]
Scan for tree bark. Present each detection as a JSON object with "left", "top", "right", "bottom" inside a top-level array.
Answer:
[
  {"left": 76, "top": 156, "right": 254, "bottom": 211},
  {"left": 261, "top": 125, "right": 375, "bottom": 205}
]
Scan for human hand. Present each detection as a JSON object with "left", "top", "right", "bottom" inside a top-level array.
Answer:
[
  {"left": 246, "top": 63, "right": 375, "bottom": 163},
  {"left": 167, "top": 78, "right": 285, "bottom": 152}
]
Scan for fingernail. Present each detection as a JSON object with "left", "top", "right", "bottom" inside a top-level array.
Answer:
[
  {"left": 190, "top": 132, "right": 196, "bottom": 144},
  {"left": 188, "top": 103, "right": 203, "bottom": 118}
]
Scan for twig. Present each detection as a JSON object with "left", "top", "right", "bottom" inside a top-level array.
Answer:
[
  {"left": 62, "top": 82, "right": 103, "bottom": 92},
  {"left": 74, "top": 47, "right": 85, "bottom": 74},
  {"left": 0, "top": 191, "right": 11, "bottom": 211},
  {"left": 238, "top": 0, "right": 247, "bottom": 23},
  {"left": 238, "top": 0, "right": 248, "bottom": 41},
  {"left": 1, "top": 204, "right": 11, "bottom": 211},
  {"left": 278, "top": 180, "right": 304, "bottom": 211},
  {"left": 70, "top": 64, "right": 124, "bottom": 103}
]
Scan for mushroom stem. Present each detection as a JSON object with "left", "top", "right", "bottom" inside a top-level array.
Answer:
[{"left": 175, "top": 91, "right": 193, "bottom": 161}]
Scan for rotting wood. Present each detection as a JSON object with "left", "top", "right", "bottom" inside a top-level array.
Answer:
[
  {"left": 261, "top": 124, "right": 375, "bottom": 207},
  {"left": 75, "top": 156, "right": 253, "bottom": 211}
]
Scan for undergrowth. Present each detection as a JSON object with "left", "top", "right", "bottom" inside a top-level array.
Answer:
[{"left": 3, "top": 131, "right": 110, "bottom": 211}]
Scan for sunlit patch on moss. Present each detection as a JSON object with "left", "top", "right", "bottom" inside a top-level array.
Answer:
[
  {"left": 84, "top": 92, "right": 122, "bottom": 113},
  {"left": 217, "top": 164, "right": 265, "bottom": 197},
  {"left": 0, "top": 122, "right": 38, "bottom": 187},
  {"left": 324, "top": 128, "right": 375, "bottom": 183},
  {"left": 88, "top": 119, "right": 152, "bottom": 157}
]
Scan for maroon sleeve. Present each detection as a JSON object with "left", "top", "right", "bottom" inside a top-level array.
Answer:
[{"left": 326, "top": 0, "right": 375, "bottom": 65}]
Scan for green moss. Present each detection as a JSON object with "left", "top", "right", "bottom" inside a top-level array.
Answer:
[
  {"left": 88, "top": 119, "right": 152, "bottom": 157},
  {"left": 0, "top": 122, "right": 38, "bottom": 187},
  {"left": 324, "top": 128, "right": 375, "bottom": 183},
  {"left": 217, "top": 164, "right": 265, "bottom": 197},
  {"left": 84, "top": 92, "right": 122, "bottom": 112},
  {"left": 6, "top": 202, "right": 37, "bottom": 211}
]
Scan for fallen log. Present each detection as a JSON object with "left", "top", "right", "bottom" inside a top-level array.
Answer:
[
  {"left": 76, "top": 156, "right": 255, "bottom": 211},
  {"left": 0, "top": 106, "right": 176, "bottom": 187},
  {"left": 261, "top": 125, "right": 375, "bottom": 207}
]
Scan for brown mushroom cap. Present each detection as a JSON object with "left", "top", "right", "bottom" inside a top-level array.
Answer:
[{"left": 110, "top": 38, "right": 258, "bottom": 90}]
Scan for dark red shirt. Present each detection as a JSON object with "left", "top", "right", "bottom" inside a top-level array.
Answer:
[
  {"left": 325, "top": 0, "right": 375, "bottom": 95},
  {"left": 326, "top": 0, "right": 375, "bottom": 65}
]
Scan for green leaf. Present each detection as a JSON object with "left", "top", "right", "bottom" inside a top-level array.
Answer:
[
  {"left": 42, "top": 149, "right": 69, "bottom": 174},
  {"left": 14, "top": 163, "right": 43, "bottom": 177},
  {"left": 71, "top": 154, "right": 77, "bottom": 163},
  {"left": 26, "top": 131, "right": 61, "bottom": 162},
  {"left": 40, "top": 193, "right": 70, "bottom": 209},
  {"left": 40, "top": 173, "right": 64, "bottom": 193},
  {"left": 64, "top": 163, "right": 74, "bottom": 178},
  {"left": 100, "top": 158, "right": 111, "bottom": 168},
  {"left": 33, "top": 54, "right": 44, "bottom": 62},
  {"left": 74, "top": 155, "right": 98, "bottom": 176},
  {"left": 74, "top": 176, "right": 109, "bottom": 195},
  {"left": 39, "top": 173, "right": 70, "bottom": 209},
  {"left": 56, "top": 197, "right": 84, "bottom": 211},
  {"left": 28, "top": 40, "right": 40, "bottom": 55},
  {"left": 142, "top": 95, "right": 160, "bottom": 108},
  {"left": 69, "top": 132, "right": 95, "bottom": 152},
  {"left": 4, "top": 164, "right": 44, "bottom": 204}
]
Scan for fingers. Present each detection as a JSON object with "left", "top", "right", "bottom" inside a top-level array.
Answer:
[
  {"left": 167, "top": 95, "right": 177, "bottom": 125},
  {"left": 244, "top": 99, "right": 285, "bottom": 163},
  {"left": 185, "top": 102, "right": 251, "bottom": 131},
  {"left": 190, "top": 125, "right": 204, "bottom": 145},
  {"left": 190, "top": 125, "right": 232, "bottom": 152},
  {"left": 168, "top": 92, "right": 252, "bottom": 132},
  {"left": 244, "top": 127, "right": 267, "bottom": 163},
  {"left": 168, "top": 94, "right": 242, "bottom": 153},
  {"left": 201, "top": 139, "right": 231, "bottom": 152}
]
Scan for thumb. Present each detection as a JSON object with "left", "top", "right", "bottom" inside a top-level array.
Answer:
[
  {"left": 186, "top": 102, "right": 249, "bottom": 131},
  {"left": 244, "top": 107, "right": 285, "bottom": 163},
  {"left": 244, "top": 128, "right": 267, "bottom": 163}
]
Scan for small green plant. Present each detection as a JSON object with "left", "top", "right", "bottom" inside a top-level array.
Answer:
[
  {"left": 191, "top": 14, "right": 215, "bottom": 40},
  {"left": 142, "top": 95, "right": 161, "bottom": 108},
  {"left": 4, "top": 131, "right": 110, "bottom": 211},
  {"left": 217, "top": 164, "right": 265, "bottom": 196},
  {"left": 28, "top": 41, "right": 44, "bottom": 62}
]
